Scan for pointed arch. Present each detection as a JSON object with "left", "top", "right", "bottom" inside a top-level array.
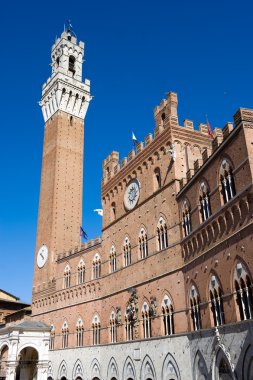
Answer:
[
  {"left": 213, "top": 347, "right": 234, "bottom": 380},
  {"left": 233, "top": 261, "right": 253, "bottom": 321},
  {"left": 182, "top": 198, "right": 192, "bottom": 236},
  {"left": 77, "top": 258, "right": 85, "bottom": 285},
  {"left": 64, "top": 264, "right": 71, "bottom": 288},
  {"left": 157, "top": 216, "right": 168, "bottom": 250},
  {"left": 58, "top": 360, "right": 68, "bottom": 380},
  {"left": 90, "top": 358, "right": 101, "bottom": 380},
  {"left": 72, "top": 359, "right": 84, "bottom": 380},
  {"left": 123, "top": 356, "right": 136, "bottom": 380},
  {"left": 219, "top": 157, "right": 236, "bottom": 204},
  {"left": 107, "top": 357, "right": 119, "bottom": 380},
  {"left": 92, "top": 313, "right": 101, "bottom": 345},
  {"left": 110, "top": 244, "right": 117, "bottom": 273},
  {"left": 161, "top": 294, "right": 174, "bottom": 335},
  {"left": 140, "top": 354, "right": 156, "bottom": 380},
  {"left": 199, "top": 180, "right": 212, "bottom": 222},
  {"left": 162, "top": 353, "right": 181, "bottom": 380},
  {"left": 189, "top": 284, "right": 201, "bottom": 331},
  {"left": 61, "top": 320, "right": 69, "bottom": 348},
  {"left": 209, "top": 274, "right": 225, "bottom": 327},
  {"left": 139, "top": 226, "right": 148, "bottom": 259},
  {"left": 92, "top": 253, "right": 101, "bottom": 279},
  {"left": 193, "top": 350, "right": 208, "bottom": 380},
  {"left": 142, "top": 302, "right": 152, "bottom": 338},
  {"left": 123, "top": 236, "right": 131, "bottom": 266}
]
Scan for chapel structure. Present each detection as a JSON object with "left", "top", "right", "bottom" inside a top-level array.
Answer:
[{"left": 1, "top": 27, "right": 253, "bottom": 380}]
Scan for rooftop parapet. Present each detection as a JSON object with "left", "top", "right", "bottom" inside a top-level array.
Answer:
[{"left": 234, "top": 108, "right": 253, "bottom": 127}]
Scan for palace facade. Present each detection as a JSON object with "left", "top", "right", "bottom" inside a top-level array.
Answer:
[{"left": 1, "top": 28, "right": 253, "bottom": 380}]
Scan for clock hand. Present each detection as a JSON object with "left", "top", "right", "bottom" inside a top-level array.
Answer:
[{"left": 40, "top": 253, "right": 44, "bottom": 259}]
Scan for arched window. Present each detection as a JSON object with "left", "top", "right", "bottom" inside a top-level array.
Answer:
[
  {"left": 125, "top": 308, "right": 134, "bottom": 341},
  {"left": 64, "top": 265, "right": 71, "bottom": 288},
  {"left": 209, "top": 275, "right": 225, "bottom": 326},
  {"left": 49, "top": 325, "right": 55, "bottom": 350},
  {"left": 220, "top": 159, "right": 236, "bottom": 204},
  {"left": 62, "top": 321, "right": 69, "bottom": 348},
  {"left": 154, "top": 167, "right": 161, "bottom": 190},
  {"left": 68, "top": 55, "right": 75, "bottom": 74},
  {"left": 77, "top": 259, "right": 85, "bottom": 284},
  {"left": 110, "top": 245, "right": 117, "bottom": 273},
  {"left": 182, "top": 200, "right": 192, "bottom": 237},
  {"left": 142, "top": 302, "right": 151, "bottom": 338},
  {"left": 123, "top": 237, "right": 131, "bottom": 267},
  {"left": 110, "top": 310, "right": 117, "bottom": 343},
  {"left": 92, "top": 254, "right": 101, "bottom": 279},
  {"left": 190, "top": 285, "right": 201, "bottom": 331},
  {"left": 139, "top": 228, "right": 148, "bottom": 259},
  {"left": 92, "top": 315, "right": 100, "bottom": 345},
  {"left": 76, "top": 318, "right": 84, "bottom": 347},
  {"left": 161, "top": 295, "right": 174, "bottom": 335},
  {"left": 199, "top": 181, "right": 212, "bottom": 222},
  {"left": 234, "top": 262, "right": 253, "bottom": 321},
  {"left": 157, "top": 217, "right": 168, "bottom": 250}
]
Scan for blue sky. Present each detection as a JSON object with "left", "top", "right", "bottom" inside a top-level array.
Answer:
[{"left": 0, "top": 0, "right": 252, "bottom": 302}]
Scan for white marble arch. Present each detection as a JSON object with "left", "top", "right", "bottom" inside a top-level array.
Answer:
[
  {"left": 58, "top": 360, "right": 68, "bottom": 380},
  {"left": 107, "top": 357, "right": 119, "bottom": 379},
  {"left": 72, "top": 359, "right": 84, "bottom": 380},
  {"left": 193, "top": 350, "right": 208, "bottom": 380},
  {"left": 123, "top": 356, "right": 136, "bottom": 380},
  {"left": 162, "top": 353, "right": 181, "bottom": 380},
  {"left": 140, "top": 355, "right": 156, "bottom": 380},
  {"left": 212, "top": 347, "right": 234, "bottom": 380},
  {"left": 90, "top": 358, "right": 101, "bottom": 380}
]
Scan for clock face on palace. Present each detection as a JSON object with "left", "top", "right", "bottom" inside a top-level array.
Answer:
[
  {"left": 124, "top": 179, "right": 141, "bottom": 210},
  {"left": 37, "top": 245, "right": 48, "bottom": 268}
]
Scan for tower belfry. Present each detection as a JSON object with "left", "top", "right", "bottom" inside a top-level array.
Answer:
[{"left": 34, "top": 29, "right": 91, "bottom": 288}]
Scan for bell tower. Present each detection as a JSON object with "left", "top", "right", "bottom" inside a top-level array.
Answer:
[{"left": 33, "top": 27, "right": 92, "bottom": 291}]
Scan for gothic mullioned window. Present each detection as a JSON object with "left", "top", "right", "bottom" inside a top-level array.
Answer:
[
  {"left": 92, "top": 315, "right": 100, "bottom": 345},
  {"left": 125, "top": 308, "right": 134, "bottom": 341},
  {"left": 110, "top": 245, "right": 117, "bottom": 273},
  {"left": 62, "top": 321, "right": 69, "bottom": 348},
  {"left": 139, "top": 228, "right": 148, "bottom": 259},
  {"left": 161, "top": 295, "right": 174, "bottom": 335},
  {"left": 123, "top": 237, "right": 131, "bottom": 267},
  {"left": 76, "top": 318, "right": 84, "bottom": 347},
  {"left": 110, "top": 310, "right": 117, "bottom": 343},
  {"left": 49, "top": 325, "right": 55, "bottom": 350},
  {"left": 142, "top": 302, "right": 151, "bottom": 339},
  {"left": 220, "top": 159, "right": 236, "bottom": 204},
  {"left": 209, "top": 275, "right": 225, "bottom": 327},
  {"left": 190, "top": 285, "right": 201, "bottom": 331},
  {"left": 182, "top": 200, "right": 192, "bottom": 237},
  {"left": 92, "top": 254, "right": 101, "bottom": 280},
  {"left": 64, "top": 265, "right": 71, "bottom": 289},
  {"left": 157, "top": 217, "right": 168, "bottom": 251},
  {"left": 234, "top": 263, "right": 253, "bottom": 321},
  {"left": 77, "top": 259, "right": 85, "bottom": 284},
  {"left": 199, "top": 181, "right": 212, "bottom": 222}
]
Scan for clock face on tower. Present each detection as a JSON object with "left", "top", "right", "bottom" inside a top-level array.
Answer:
[
  {"left": 37, "top": 245, "right": 48, "bottom": 268},
  {"left": 124, "top": 179, "right": 141, "bottom": 210}
]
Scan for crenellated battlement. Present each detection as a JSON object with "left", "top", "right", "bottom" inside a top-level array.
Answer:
[{"left": 102, "top": 92, "right": 222, "bottom": 186}]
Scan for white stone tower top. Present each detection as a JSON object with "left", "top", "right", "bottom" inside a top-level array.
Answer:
[{"left": 40, "top": 28, "right": 92, "bottom": 122}]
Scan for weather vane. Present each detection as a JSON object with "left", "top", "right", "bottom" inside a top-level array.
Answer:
[{"left": 64, "top": 20, "right": 76, "bottom": 37}]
